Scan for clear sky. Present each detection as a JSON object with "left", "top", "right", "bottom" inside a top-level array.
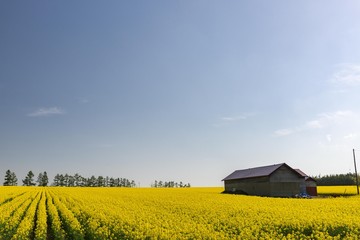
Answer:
[{"left": 1, "top": 1, "right": 360, "bottom": 187}]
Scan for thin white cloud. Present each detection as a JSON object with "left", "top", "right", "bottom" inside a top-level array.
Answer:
[
  {"left": 213, "top": 113, "right": 257, "bottom": 127},
  {"left": 221, "top": 113, "right": 256, "bottom": 122},
  {"left": 344, "top": 133, "right": 358, "bottom": 140},
  {"left": 311, "top": 111, "right": 353, "bottom": 128},
  {"left": 275, "top": 110, "right": 354, "bottom": 137},
  {"left": 326, "top": 134, "right": 332, "bottom": 142},
  {"left": 305, "top": 120, "right": 323, "bottom": 129},
  {"left": 332, "top": 63, "right": 360, "bottom": 86},
  {"left": 28, "top": 107, "right": 66, "bottom": 117},
  {"left": 221, "top": 116, "right": 247, "bottom": 121},
  {"left": 274, "top": 129, "right": 294, "bottom": 136}
]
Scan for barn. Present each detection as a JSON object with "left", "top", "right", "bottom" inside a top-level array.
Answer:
[{"left": 222, "top": 163, "right": 316, "bottom": 197}]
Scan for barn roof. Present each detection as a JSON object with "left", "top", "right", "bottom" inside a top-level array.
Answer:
[
  {"left": 294, "top": 169, "right": 316, "bottom": 182},
  {"left": 222, "top": 163, "right": 303, "bottom": 181}
]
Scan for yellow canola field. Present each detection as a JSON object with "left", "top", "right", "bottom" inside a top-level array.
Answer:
[
  {"left": 317, "top": 185, "right": 359, "bottom": 195},
  {"left": 1, "top": 186, "right": 360, "bottom": 239}
]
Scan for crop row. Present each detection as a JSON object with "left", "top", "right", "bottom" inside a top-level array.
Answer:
[{"left": 1, "top": 186, "right": 360, "bottom": 239}]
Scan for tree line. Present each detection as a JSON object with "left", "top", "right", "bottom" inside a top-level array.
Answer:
[
  {"left": 151, "top": 180, "right": 191, "bottom": 188},
  {"left": 52, "top": 173, "right": 136, "bottom": 187},
  {"left": 3, "top": 170, "right": 136, "bottom": 187},
  {"left": 313, "top": 173, "right": 359, "bottom": 186}
]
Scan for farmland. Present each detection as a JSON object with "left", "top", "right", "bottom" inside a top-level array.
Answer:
[{"left": 1, "top": 186, "right": 360, "bottom": 239}]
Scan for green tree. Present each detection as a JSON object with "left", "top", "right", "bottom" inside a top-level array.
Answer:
[
  {"left": 74, "top": 173, "right": 81, "bottom": 187},
  {"left": 3, "top": 170, "right": 17, "bottom": 186},
  {"left": 59, "top": 174, "right": 65, "bottom": 186},
  {"left": 109, "top": 177, "right": 115, "bottom": 187},
  {"left": 36, "top": 171, "right": 48, "bottom": 186},
  {"left": 97, "top": 176, "right": 104, "bottom": 187},
  {"left": 53, "top": 174, "right": 60, "bottom": 186},
  {"left": 10, "top": 171, "right": 18, "bottom": 186},
  {"left": 41, "top": 171, "right": 49, "bottom": 186},
  {"left": 37, "top": 172, "right": 43, "bottom": 186},
  {"left": 23, "top": 171, "right": 36, "bottom": 186},
  {"left": 88, "top": 175, "right": 96, "bottom": 187}
]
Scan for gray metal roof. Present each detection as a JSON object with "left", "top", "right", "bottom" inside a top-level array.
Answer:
[
  {"left": 293, "top": 168, "right": 307, "bottom": 177},
  {"left": 222, "top": 163, "right": 298, "bottom": 181},
  {"left": 294, "top": 168, "right": 316, "bottom": 182}
]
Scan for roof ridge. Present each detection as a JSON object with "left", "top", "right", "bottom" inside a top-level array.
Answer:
[{"left": 222, "top": 163, "right": 302, "bottom": 181}]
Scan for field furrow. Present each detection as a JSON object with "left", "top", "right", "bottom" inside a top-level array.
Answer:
[
  {"left": 49, "top": 191, "right": 84, "bottom": 240},
  {"left": 45, "top": 191, "right": 66, "bottom": 240},
  {"left": 57, "top": 193, "right": 112, "bottom": 239},
  {"left": 1, "top": 186, "right": 360, "bottom": 239},
  {"left": 34, "top": 190, "right": 48, "bottom": 240},
  {"left": 11, "top": 191, "right": 41, "bottom": 239},
  {"left": 0, "top": 191, "right": 37, "bottom": 239}
]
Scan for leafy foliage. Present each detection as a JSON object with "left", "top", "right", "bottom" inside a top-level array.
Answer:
[
  {"left": 52, "top": 173, "right": 136, "bottom": 187},
  {"left": 3, "top": 169, "right": 17, "bottom": 186},
  {"left": 313, "top": 173, "right": 358, "bottom": 186},
  {"left": 37, "top": 172, "right": 49, "bottom": 187},
  {"left": 151, "top": 180, "right": 191, "bottom": 188},
  {"left": 22, "top": 171, "right": 36, "bottom": 186}
]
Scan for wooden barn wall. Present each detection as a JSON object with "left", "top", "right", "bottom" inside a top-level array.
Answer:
[
  {"left": 269, "top": 165, "right": 303, "bottom": 183},
  {"left": 224, "top": 176, "right": 270, "bottom": 195},
  {"left": 305, "top": 181, "right": 317, "bottom": 187},
  {"left": 268, "top": 165, "right": 305, "bottom": 196},
  {"left": 268, "top": 182, "right": 301, "bottom": 197}
]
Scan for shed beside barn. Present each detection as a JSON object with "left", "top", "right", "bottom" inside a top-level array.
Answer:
[
  {"left": 222, "top": 163, "right": 309, "bottom": 197},
  {"left": 294, "top": 169, "right": 317, "bottom": 196}
]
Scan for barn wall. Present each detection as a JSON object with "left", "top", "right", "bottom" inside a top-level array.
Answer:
[
  {"left": 269, "top": 182, "right": 301, "bottom": 197},
  {"left": 305, "top": 180, "right": 317, "bottom": 196},
  {"left": 306, "top": 187, "right": 317, "bottom": 196},
  {"left": 224, "top": 177, "right": 271, "bottom": 196},
  {"left": 269, "top": 165, "right": 303, "bottom": 183},
  {"left": 268, "top": 165, "right": 305, "bottom": 196},
  {"left": 305, "top": 180, "right": 317, "bottom": 187}
]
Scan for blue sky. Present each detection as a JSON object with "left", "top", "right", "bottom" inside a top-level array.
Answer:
[{"left": 1, "top": 1, "right": 360, "bottom": 186}]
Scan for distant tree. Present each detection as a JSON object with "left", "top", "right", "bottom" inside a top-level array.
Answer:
[
  {"left": 37, "top": 172, "right": 43, "bottom": 186},
  {"left": 4, "top": 170, "right": 17, "bottom": 186},
  {"left": 64, "top": 174, "right": 69, "bottom": 187},
  {"left": 109, "top": 177, "right": 115, "bottom": 187},
  {"left": 80, "top": 176, "right": 87, "bottom": 187},
  {"left": 53, "top": 174, "right": 60, "bottom": 186},
  {"left": 88, "top": 175, "right": 96, "bottom": 187},
  {"left": 68, "top": 175, "right": 75, "bottom": 187},
  {"left": 23, "top": 171, "right": 36, "bottom": 186},
  {"left": 97, "top": 176, "right": 105, "bottom": 187},
  {"left": 11, "top": 171, "right": 18, "bottom": 186},
  {"left": 125, "top": 179, "right": 131, "bottom": 187},
  {"left": 151, "top": 180, "right": 191, "bottom": 188},
  {"left": 74, "top": 173, "right": 81, "bottom": 187},
  {"left": 4, "top": 170, "right": 12, "bottom": 186},
  {"left": 59, "top": 174, "right": 65, "bottom": 186},
  {"left": 105, "top": 176, "right": 109, "bottom": 187},
  {"left": 36, "top": 171, "right": 48, "bottom": 186},
  {"left": 50, "top": 172, "right": 136, "bottom": 188},
  {"left": 41, "top": 171, "right": 49, "bottom": 186},
  {"left": 314, "top": 173, "right": 356, "bottom": 186}
]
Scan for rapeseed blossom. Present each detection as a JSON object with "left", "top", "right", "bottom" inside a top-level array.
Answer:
[{"left": 0, "top": 186, "right": 360, "bottom": 239}]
